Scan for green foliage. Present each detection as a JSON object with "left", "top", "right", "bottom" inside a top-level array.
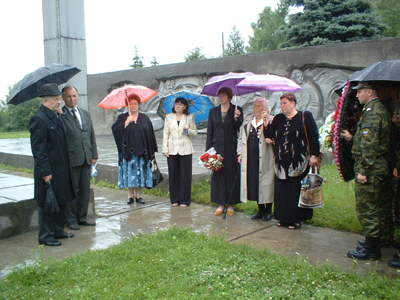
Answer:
[
  {"left": 280, "top": 0, "right": 389, "bottom": 48},
  {"left": 0, "top": 98, "right": 42, "bottom": 132},
  {"left": 184, "top": 47, "right": 207, "bottom": 62},
  {"left": 371, "top": 0, "right": 400, "bottom": 36},
  {"left": 150, "top": 56, "right": 159, "bottom": 66},
  {"left": 223, "top": 26, "right": 246, "bottom": 57},
  {"left": 247, "top": 3, "right": 289, "bottom": 53},
  {"left": 2, "top": 227, "right": 399, "bottom": 299},
  {"left": 0, "top": 131, "right": 30, "bottom": 139},
  {"left": 130, "top": 45, "right": 144, "bottom": 69}
]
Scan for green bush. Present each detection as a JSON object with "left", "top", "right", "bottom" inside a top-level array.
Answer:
[{"left": 0, "top": 98, "right": 42, "bottom": 132}]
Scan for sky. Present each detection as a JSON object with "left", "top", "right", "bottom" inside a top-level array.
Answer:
[{"left": 0, "top": 0, "right": 283, "bottom": 101}]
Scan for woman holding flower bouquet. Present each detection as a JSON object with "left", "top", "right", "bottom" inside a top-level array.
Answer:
[
  {"left": 206, "top": 87, "right": 243, "bottom": 216},
  {"left": 238, "top": 98, "right": 275, "bottom": 221},
  {"left": 162, "top": 97, "right": 198, "bottom": 206}
]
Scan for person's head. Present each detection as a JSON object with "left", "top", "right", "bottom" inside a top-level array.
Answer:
[
  {"left": 62, "top": 86, "right": 79, "bottom": 109},
  {"left": 172, "top": 97, "right": 189, "bottom": 115},
  {"left": 290, "top": 69, "right": 304, "bottom": 85},
  {"left": 40, "top": 83, "right": 63, "bottom": 112},
  {"left": 352, "top": 81, "right": 379, "bottom": 105},
  {"left": 127, "top": 94, "right": 141, "bottom": 113},
  {"left": 253, "top": 97, "right": 270, "bottom": 117},
  {"left": 217, "top": 87, "right": 233, "bottom": 105},
  {"left": 280, "top": 93, "right": 297, "bottom": 116}
]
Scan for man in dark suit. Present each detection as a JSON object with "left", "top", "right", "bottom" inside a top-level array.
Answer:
[
  {"left": 61, "top": 86, "right": 98, "bottom": 230},
  {"left": 29, "top": 83, "right": 77, "bottom": 246}
]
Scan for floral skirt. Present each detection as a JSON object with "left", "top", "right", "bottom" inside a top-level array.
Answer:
[{"left": 118, "top": 156, "right": 153, "bottom": 189}]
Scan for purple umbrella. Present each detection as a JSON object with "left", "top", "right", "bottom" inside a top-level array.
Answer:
[
  {"left": 201, "top": 72, "right": 263, "bottom": 96},
  {"left": 236, "top": 74, "right": 302, "bottom": 92}
]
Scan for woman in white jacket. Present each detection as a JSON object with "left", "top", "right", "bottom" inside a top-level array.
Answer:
[
  {"left": 238, "top": 98, "right": 275, "bottom": 220},
  {"left": 162, "top": 97, "right": 198, "bottom": 206}
]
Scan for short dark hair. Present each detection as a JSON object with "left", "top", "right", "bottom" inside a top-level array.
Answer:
[
  {"left": 172, "top": 97, "right": 190, "bottom": 115},
  {"left": 280, "top": 93, "right": 297, "bottom": 104},
  {"left": 128, "top": 94, "right": 141, "bottom": 105},
  {"left": 62, "top": 85, "right": 78, "bottom": 93},
  {"left": 218, "top": 87, "right": 233, "bottom": 100}
]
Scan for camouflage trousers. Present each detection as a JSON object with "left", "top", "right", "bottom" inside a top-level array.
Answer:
[
  {"left": 355, "top": 175, "right": 384, "bottom": 238},
  {"left": 379, "top": 171, "right": 396, "bottom": 241}
]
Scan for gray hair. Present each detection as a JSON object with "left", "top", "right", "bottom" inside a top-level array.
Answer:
[{"left": 254, "top": 97, "right": 270, "bottom": 111}]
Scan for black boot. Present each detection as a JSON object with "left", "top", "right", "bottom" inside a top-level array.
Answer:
[
  {"left": 262, "top": 203, "right": 273, "bottom": 221},
  {"left": 348, "top": 237, "right": 381, "bottom": 260}
]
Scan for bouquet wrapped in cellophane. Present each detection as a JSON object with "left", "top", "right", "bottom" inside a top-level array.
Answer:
[{"left": 199, "top": 147, "right": 224, "bottom": 172}]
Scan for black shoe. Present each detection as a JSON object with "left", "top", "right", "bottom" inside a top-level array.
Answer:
[
  {"left": 388, "top": 259, "right": 400, "bottom": 268},
  {"left": 78, "top": 220, "right": 96, "bottom": 226},
  {"left": 56, "top": 232, "right": 74, "bottom": 239},
  {"left": 262, "top": 213, "right": 273, "bottom": 221},
  {"left": 251, "top": 212, "right": 263, "bottom": 220},
  {"left": 68, "top": 224, "right": 80, "bottom": 230},
  {"left": 136, "top": 197, "right": 145, "bottom": 204},
  {"left": 39, "top": 240, "right": 62, "bottom": 246},
  {"left": 347, "top": 247, "right": 381, "bottom": 260},
  {"left": 127, "top": 197, "right": 134, "bottom": 204}
]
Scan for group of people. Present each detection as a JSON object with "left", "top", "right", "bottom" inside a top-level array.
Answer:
[
  {"left": 30, "top": 83, "right": 98, "bottom": 246},
  {"left": 341, "top": 81, "right": 400, "bottom": 268}
]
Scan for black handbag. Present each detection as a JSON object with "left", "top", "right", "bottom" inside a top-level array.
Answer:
[{"left": 147, "top": 159, "right": 163, "bottom": 189}]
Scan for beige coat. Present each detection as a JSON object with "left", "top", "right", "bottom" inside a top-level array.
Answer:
[
  {"left": 162, "top": 113, "right": 198, "bottom": 155},
  {"left": 237, "top": 114, "right": 274, "bottom": 204}
]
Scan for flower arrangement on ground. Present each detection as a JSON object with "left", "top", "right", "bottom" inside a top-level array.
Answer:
[{"left": 199, "top": 147, "right": 224, "bottom": 172}]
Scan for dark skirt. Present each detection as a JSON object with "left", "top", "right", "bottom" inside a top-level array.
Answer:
[{"left": 274, "top": 171, "right": 313, "bottom": 224}]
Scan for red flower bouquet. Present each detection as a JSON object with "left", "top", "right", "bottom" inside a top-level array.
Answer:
[{"left": 199, "top": 147, "right": 224, "bottom": 172}]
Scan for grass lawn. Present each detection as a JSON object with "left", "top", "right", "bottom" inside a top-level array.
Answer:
[
  {"left": 0, "top": 131, "right": 30, "bottom": 139},
  {"left": 1, "top": 227, "right": 399, "bottom": 299}
]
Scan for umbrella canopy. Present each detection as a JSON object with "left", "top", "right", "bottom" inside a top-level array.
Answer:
[
  {"left": 157, "top": 91, "right": 214, "bottom": 129},
  {"left": 7, "top": 63, "right": 81, "bottom": 105},
  {"left": 201, "top": 72, "right": 262, "bottom": 96},
  {"left": 348, "top": 59, "right": 400, "bottom": 82},
  {"left": 236, "top": 74, "right": 302, "bottom": 92},
  {"left": 98, "top": 85, "right": 158, "bottom": 110}
]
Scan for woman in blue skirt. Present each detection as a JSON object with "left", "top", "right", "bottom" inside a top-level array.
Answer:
[{"left": 112, "top": 94, "right": 158, "bottom": 204}]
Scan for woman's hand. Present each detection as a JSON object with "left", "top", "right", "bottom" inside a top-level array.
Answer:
[
  {"left": 310, "top": 156, "right": 318, "bottom": 167},
  {"left": 237, "top": 154, "right": 242, "bottom": 164},
  {"left": 265, "top": 138, "right": 273, "bottom": 144},
  {"left": 234, "top": 109, "right": 241, "bottom": 119},
  {"left": 163, "top": 153, "right": 169, "bottom": 158},
  {"left": 183, "top": 124, "right": 188, "bottom": 130},
  {"left": 125, "top": 116, "right": 134, "bottom": 128},
  {"left": 340, "top": 130, "right": 352, "bottom": 141}
]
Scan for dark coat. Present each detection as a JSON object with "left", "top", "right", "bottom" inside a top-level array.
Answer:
[
  {"left": 29, "top": 105, "right": 76, "bottom": 206},
  {"left": 111, "top": 112, "right": 158, "bottom": 165},
  {"left": 61, "top": 106, "right": 98, "bottom": 167},
  {"left": 206, "top": 104, "right": 243, "bottom": 205}
]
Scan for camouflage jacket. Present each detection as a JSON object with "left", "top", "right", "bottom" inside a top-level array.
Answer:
[{"left": 352, "top": 98, "right": 390, "bottom": 177}]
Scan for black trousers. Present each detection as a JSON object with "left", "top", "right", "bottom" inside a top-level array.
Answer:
[
  {"left": 65, "top": 164, "right": 91, "bottom": 225},
  {"left": 38, "top": 205, "right": 66, "bottom": 243},
  {"left": 167, "top": 154, "right": 192, "bottom": 205}
]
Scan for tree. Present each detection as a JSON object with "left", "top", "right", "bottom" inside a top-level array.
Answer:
[
  {"left": 371, "top": 0, "right": 400, "bottom": 37},
  {"left": 246, "top": 3, "right": 289, "bottom": 53},
  {"left": 151, "top": 56, "right": 159, "bottom": 67},
  {"left": 279, "top": 0, "right": 388, "bottom": 48},
  {"left": 184, "top": 47, "right": 207, "bottom": 62},
  {"left": 224, "top": 26, "right": 246, "bottom": 57},
  {"left": 130, "top": 46, "right": 144, "bottom": 68}
]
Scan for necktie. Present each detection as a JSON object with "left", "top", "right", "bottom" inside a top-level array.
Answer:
[{"left": 71, "top": 108, "right": 82, "bottom": 129}]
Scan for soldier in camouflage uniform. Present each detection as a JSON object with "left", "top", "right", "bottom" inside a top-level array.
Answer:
[{"left": 347, "top": 81, "right": 390, "bottom": 261}]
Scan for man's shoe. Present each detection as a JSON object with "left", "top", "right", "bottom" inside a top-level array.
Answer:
[
  {"left": 347, "top": 247, "right": 381, "bottom": 260},
  {"left": 56, "top": 232, "right": 74, "bottom": 239},
  {"left": 68, "top": 224, "right": 80, "bottom": 230},
  {"left": 388, "top": 259, "right": 400, "bottom": 268},
  {"left": 251, "top": 212, "right": 263, "bottom": 220},
  {"left": 39, "top": 240, "right": 61, "bottom": 246},
  {"left": 78, "top": 220, "right": 96, "bottom": 226},
  {"left": 262, "top": 213, "right": 273, "bottom": 221},
  {"left": 135, "top": 197, "right": 145, "bottom": 204}
]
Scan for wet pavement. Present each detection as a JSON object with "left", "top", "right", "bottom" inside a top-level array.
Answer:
[{"left": 1, "top": 169, "right": 400, "bottom": 278}]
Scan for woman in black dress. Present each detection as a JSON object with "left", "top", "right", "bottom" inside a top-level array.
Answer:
[
  {"left": 206, "top": 87, "right": 243, "bottom": 216},
  {"left": 264, "top": 93, "right": 319, "bottom": 229}
]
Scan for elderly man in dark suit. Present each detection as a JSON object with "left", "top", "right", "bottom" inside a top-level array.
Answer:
[
  {"left": 61, "top": 86, "right": 98, "bottom": 230},
  {"left": 29, "top": 83, "right": 77, "bottom": 246}
]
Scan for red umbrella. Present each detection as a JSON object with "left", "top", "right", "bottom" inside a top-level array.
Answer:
[{"left": 98, "top": 85, "right": 158, "bottom": 110}]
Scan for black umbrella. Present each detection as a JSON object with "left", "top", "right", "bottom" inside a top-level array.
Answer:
[
  {"left": 348, "top": 59, "right": 400, "bottom": 82},
  {"left": 44, "top": 180, "right": 60, "bottom": 216},
  {"left": 7, "top": 63, "right": 81, "bottom": 105}
]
